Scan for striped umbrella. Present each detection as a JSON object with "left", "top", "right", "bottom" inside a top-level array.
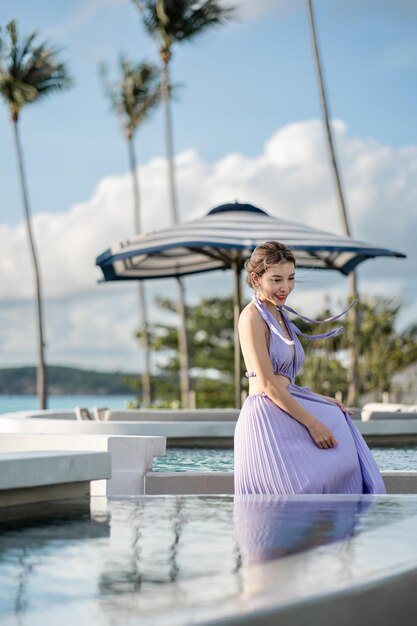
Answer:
[{"left": 96, "top": 203, "right": 406, "bottom": 407}]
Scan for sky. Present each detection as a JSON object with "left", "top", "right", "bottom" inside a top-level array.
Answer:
[{"left": 0, "top": 0, "right": 416, "bottom": 373}]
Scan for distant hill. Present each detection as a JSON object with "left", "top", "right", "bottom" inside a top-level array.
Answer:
[{"left": 0, "top": 366, "right": 138, "bottom": 395}]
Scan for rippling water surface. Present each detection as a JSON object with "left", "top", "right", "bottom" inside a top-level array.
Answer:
[{"left": 152, "top": 446, "right": 417, "bottom": 472}]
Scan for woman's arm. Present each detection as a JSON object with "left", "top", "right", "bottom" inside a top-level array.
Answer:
[{"left": 239, "top": 307, "right": 337, "bottom": 449}]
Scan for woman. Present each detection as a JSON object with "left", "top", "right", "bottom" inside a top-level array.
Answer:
[{"left": 234, "top": 241, "right": 386, "bottom": 495}]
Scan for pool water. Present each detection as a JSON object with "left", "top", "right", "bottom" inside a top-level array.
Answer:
[
  {"left": 151, "top": 446, "right": 417, "bottom": 473},
  {"left": 1, "top": 495, "right": 417, "bottom": 626}
]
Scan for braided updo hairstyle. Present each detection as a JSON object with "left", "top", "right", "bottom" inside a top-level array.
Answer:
[{"left": 244, "top": 241, "right": 296, "bottom": 289}]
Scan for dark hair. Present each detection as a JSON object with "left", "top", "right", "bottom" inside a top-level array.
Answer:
[{"left": 244, "top": 241, "right": 296, "bottom": 288}]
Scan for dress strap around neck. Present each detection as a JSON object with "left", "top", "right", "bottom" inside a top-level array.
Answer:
[
  {"left": 252, "top": 294, "right": 295, "bottom": 346},
  {"left": 282, "top": 299, "right": 358, "bottom": 342},
  {"left": 282, "top": 299, "right": 357, "bottom": 324}
]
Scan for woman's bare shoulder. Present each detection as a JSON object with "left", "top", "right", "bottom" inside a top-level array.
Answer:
[{"left": 239, "top": 301, "right": 262, "bottom": 327}]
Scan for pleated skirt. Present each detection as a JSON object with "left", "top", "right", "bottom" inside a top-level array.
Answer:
[{"left": 234, "top": 384, "right": 386, "bottom": 495}]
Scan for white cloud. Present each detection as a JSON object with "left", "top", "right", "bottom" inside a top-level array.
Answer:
[
  {"left": 0, "top": 282, "right": 173, "bottom": 372},
  {"left": 1, "top": 118, "right": 416, "bottom": 369},
  {"left": 231, "top": 0, "right": 295, "bottom": 22}
]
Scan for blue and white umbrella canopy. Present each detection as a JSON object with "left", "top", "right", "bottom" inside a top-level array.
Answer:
[
  {"left": 96, "top": 203, "right": 405, "bottom": 281},
  {"left": 96, "top": 202, "right": 405, "bottom": 409}
]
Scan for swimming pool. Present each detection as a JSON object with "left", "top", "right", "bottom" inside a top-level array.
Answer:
[
  {"left": 1, "top": 495, "right": 417, "bottom": 625},
  {"left": 151, "top": 446, "right": 417, "bottom": 473}
]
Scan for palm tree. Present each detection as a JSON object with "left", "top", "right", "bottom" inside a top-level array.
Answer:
[
  {"left": 306, "top": 0, "right": 359, "bottom": 406},
  {"left": 100, "top": 57, "right": 161, "bottom": 406},
  {"left": 132, "top": 0, "right": 234, "bottom": 408},
  {"left": 0, "top": 21, "right": 72, "bottom": 409}
]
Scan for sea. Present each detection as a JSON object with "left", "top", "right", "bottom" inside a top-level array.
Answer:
[{"left": 0, "top": 394, "right": 134, "bottom": 415}]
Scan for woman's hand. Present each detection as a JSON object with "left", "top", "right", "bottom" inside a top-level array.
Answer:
[
  {"left": 320, "top": 395, "right": 351, "bottom": 414},
  {"left": 307, "top": 420, "right": 338, "bottom": 449}
]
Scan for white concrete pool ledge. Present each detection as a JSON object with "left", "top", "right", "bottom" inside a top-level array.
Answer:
[
  {"left": 0, "top": 450, "right": 111, "bottom": 507},
  {"left": 2, "top": 412, "right": 417, "bottom": 445},
  {"left": 0, "top": 434, "right": 166, "bottom": 496},
  {"left": 0, "top": 412, "right": 417, "bottom": 448}
]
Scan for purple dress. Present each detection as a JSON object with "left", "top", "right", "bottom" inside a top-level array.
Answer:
[{"left": 234, "top": 295, "right": 386, "bottom": 495}]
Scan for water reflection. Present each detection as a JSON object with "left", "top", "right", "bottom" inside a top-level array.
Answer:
[
  {"left": 97, "top": 496, "right": 241, "bottom": 624},
  {"left": 97, "top": 496, "right": 239, "bottom": 590},
  {"left": 233, "top": 495, "right": 371, "bottom": 565},
  {"left": 1, "top": 495, "right": 416, "bottom": 626},
  {"left": 0, "top": 498, "right": 110, "bottom": 619}
]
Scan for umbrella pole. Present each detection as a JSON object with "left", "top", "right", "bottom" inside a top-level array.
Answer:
[
  {"left": 176, "top": 276, "right": 190, "bottom": 408},
  {"left": 233, "top": 261, "right": 243, "bottom": 409}
]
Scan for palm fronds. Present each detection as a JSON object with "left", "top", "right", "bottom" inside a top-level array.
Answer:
[
  {"left": 0, "top": 20, "right": 72, "bottom": 121},
  {"left": 100, "top": 57, "right": 160, "bottom": 139},
  {"left": 132, "top": 0, "right": 234, "bottom": 57}
]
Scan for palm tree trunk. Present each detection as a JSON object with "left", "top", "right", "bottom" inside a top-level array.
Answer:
[
  {"left": 137, "top": 281, "right": 152, "bottom": 405},
  {"left": 347, "top": 271, "right": 359, "bottom": 405},
  {"left": 233, "top": 258, "right": 243, "bottom": 409},
  {"left": 161, "top": 56, "right": 190, "bottom": 408},
  {"left": 12, "top": 119, "right": 47, "bottom": 409},
  {"left": 128, "top": 137, "right": 152, "bottom": 406},
  {"left": 306, "top": 0, "right": 359, "bottom": 406},
  {"left": 175, "top": 277, "right": 190, "bottom": 408},
  {"left": 161, "top": 59, "right": 179, "bottom": 224}
]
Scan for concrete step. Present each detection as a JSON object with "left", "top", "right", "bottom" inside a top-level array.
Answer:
[
  {"left": 0, "top": 450, "right": 111, "bottom": 507},
  {"left": 145, "top": 470, "right": 417, "bottom": 495}
]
